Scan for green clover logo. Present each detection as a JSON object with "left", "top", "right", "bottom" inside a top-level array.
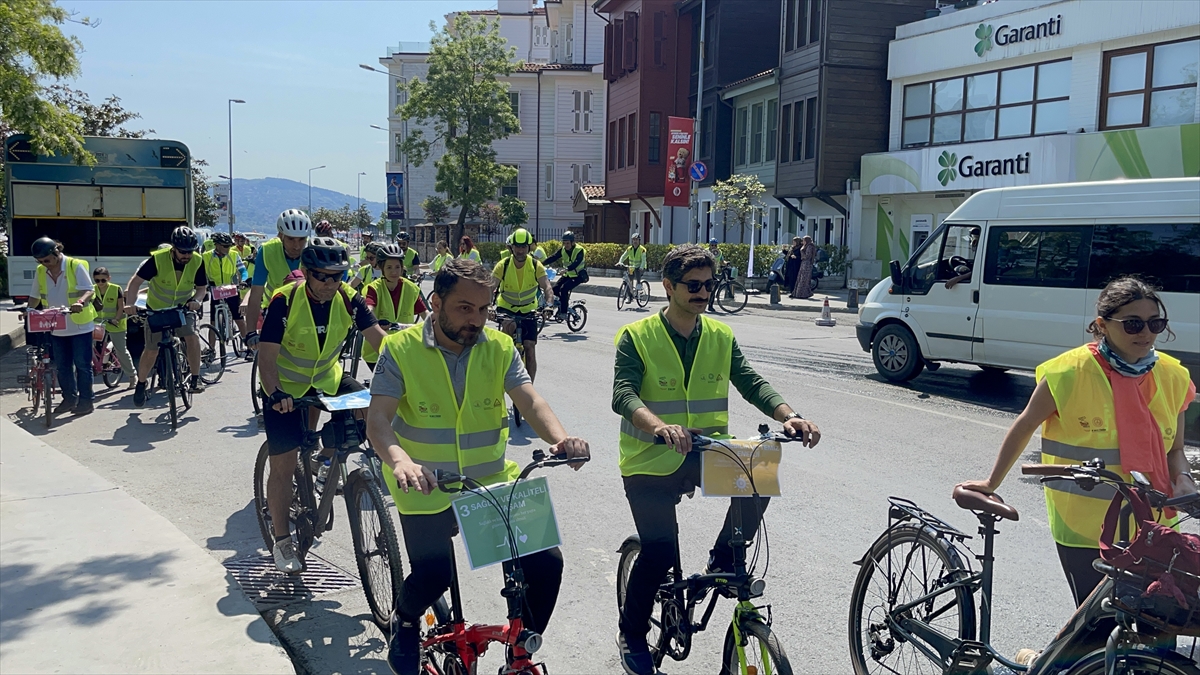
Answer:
[
  {"left": 938, "top": 151, "right": 958, "bottom": 186},
  {"left": 974, "top": 24, "right": 994, "bottom": 57}
]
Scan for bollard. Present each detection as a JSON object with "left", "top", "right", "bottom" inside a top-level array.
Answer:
[
  {"left": 769, "top": 283, "right": 781, "bottom": 304},
  {"left": 847, "top": 288, "right": 859, "bottom": 310},
  {"left": 815, "top": 298, "right": 837, "bottom": 326}
]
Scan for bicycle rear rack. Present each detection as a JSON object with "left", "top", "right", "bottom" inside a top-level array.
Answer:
[{"left": 888, "top": 496, "right": 972, "bottom": 541}]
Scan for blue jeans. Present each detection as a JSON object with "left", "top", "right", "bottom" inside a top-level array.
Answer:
[{"left": 51, "top": 332, "right": 94, "bottom": 403}]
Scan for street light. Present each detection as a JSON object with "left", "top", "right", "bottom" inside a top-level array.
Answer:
[
  {"left": 227, "top": 99, "right": 245, "bottom": 234},
  {"left": 361, "top": 64, "right": 409, "bottom": 231},
  {"left": 308, "top": 165, "right": 326, "bottom": 213},
  {"left": 357, "top": 172, "right": 367, "bottom": 211}
]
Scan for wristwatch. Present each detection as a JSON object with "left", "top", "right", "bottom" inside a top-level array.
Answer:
[{"left": 782, "top": 412, "right": 803, "bottom": 422}]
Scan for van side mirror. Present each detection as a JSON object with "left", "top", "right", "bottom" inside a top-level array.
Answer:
[{"left": 889, "top": 260, "right": 903, "bottom": 287}]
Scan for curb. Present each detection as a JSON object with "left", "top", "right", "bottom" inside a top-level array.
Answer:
[
  {"left": 572, "top": 284, "right": 858, "bottom": 315},
  {"left": 0, "top": 325, "right": 24, "bottom": 359}
]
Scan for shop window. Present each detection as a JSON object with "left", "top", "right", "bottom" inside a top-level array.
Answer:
[{"left": 1102, "top": 38, "right": 1199, "bottom": 130}]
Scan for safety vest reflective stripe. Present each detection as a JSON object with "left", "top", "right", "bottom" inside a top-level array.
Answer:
[
  {"left": 146, "top": 249, "right": 201, "bottom": 310},
  {"left": 389, "top": 406, "right": 506, "bottom": 452},
  {"left": 37, "top": 258, "right": 97, "bottom": 324},
  {"left": 496, "top": 259, "right": 543, "bottom": 312},
  {"left": 1041, "top": 438, "right": 1121, "bottom": 466},
  {"left": 501, "top": 286, "right": 537, "bottom": 307}
]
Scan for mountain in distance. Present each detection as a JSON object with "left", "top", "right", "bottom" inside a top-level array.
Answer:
[{"left": 221, "top": 177, "right": 386, "bottom": 230}]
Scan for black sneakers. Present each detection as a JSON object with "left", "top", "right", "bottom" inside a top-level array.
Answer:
[
  {"left": 133, "top": 381, "right": 147, "bottom": 406},
  {"left": 387, "top": 613, "right": 420, "bottom": 675},
  {"left": 53, "top": 398, "right": 77, "bottom": 415}
]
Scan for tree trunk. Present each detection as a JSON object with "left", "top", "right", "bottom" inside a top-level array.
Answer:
[
  {"left": 455, "top": 205, "right": 468, "bottom": 245},
  {"left": 455, "top": 149, "right": 470, "bottom": 245}
]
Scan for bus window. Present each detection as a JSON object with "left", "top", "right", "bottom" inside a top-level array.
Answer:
[
  {"left": 12, "top": 218, "right": 99, "bottom": 257},
  {"left": 907, "top": 224, "right": 981, "bottom": 294},
  {"left": 983, "top": 226, "right": 1089, "bottom": 288},
  {"left": 1089, "top": 224, "right": 1200, "bottom": 294}
]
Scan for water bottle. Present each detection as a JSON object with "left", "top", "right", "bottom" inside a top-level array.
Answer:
[{"left": 316, "top": 457, "right": 331, "bottom": 491}]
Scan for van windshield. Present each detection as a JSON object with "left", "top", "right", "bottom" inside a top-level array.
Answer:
[{"left": 908, "top": 223, "right": 981, "bottom": 294}]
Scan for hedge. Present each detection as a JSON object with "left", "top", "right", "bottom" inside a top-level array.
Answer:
[{"left": 476, "top": 241, "right": 782, "bottom": 276}]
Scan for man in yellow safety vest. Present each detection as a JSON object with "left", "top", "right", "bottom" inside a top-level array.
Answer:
[
  {"left": 244, "top": 209, "right": 313, "bottom": 345},
  {"left": 28, "top": 237, "right": 97, "bottom": 416},
  {"left": 492, "top": 228, "right": 554, "bottom": 381}
]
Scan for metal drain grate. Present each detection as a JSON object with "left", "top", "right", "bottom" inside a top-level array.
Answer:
[{"left": 223, "top": 554, "right": 361, "bottom": 610}]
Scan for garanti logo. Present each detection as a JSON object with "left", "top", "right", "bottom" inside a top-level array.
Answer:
[
  {"left": 937, "top": 151, "right": 958, "bottom": 186},
  {"left": 974, "top": 24, "right": 994, "bottom": 57}
]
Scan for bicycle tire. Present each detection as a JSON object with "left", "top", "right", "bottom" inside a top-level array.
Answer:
[
  {"left": 176, "top": 342, "right": 193, "bottom": 413},
  {"left": 617, "top": 283, "right": 627, "bottom": 310},
  {"left": 30, "top": 365, "right": 42, "bottom": 417},
  {"left": 1068, "top": 648, "right": 1200, "bottom": 674},
  {"left": 101, "top": 341, "right": 123, "bottom": 388},
  {"left": 196, "top": 326, "right": 225, "bottom": 385},
  {"left": 42, "top": 368, "right": 54, "bottom": 428},
  {"left": 717, "top": 280, "right": 748, "bottom": 314},
  {"left": 345, "top": 469, "right": 404, "bottom": 631},
  {"left": 616, "top": 536, "right": 669, "bottom": 668},
  {"left": 848, "top": 524, "right": 976, "bottom": 675},
  {"left": 252, "top": 441, "right": 310, "bottom": 554},
  {"left": 566, "top": 304, "right": 587, "bottom": 332},
  {"left": 251, "top": 351, "right": 262, "bottom": 416},
  {"left": 720, "top": 618, "right": 792, "bottom": 675},
  {"left": 636, "top": 280, "right": 651, "bottom": 307},
  {"left": 163, "top": 350, "right": 179, "bottom": 431}
]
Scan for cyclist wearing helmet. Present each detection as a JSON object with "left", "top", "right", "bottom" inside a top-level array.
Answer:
[
  {"left": 617, "top": 233, "right": 648, "bottom": 303},
  {"left": 258, "top": 237, "right": 387, "bottom": 574},
  {"left": 245, "top": 209, "right": 313, "bottom": 346},
  {"left": 395, "top": 231, "right": 420, "bottom": 271},
  {"left": 352, "top": 242, "right": 383, "bottom": 290},
  {"left": 233, "top": 233, "right": 256, "bottom": 280},
  {"left": 356, "top": 233, "right": 374, "bottom": 266},
  {"left": 28, "top": 237, "right": 98, "bottom": 416},
  {"left": 363, "top": 243, "right": 428, "bottom": 370},
  {"left": 125, "top": 225, "right": 210, "bottom": 403},
  {"left": 543, "top": 231, "right": 587, "bottom": 319},
  {"left": 492, "top": 228, "right": 553, "bottom": 381},
  {"left": 315, "top": 220, "right": 334, "bottom": 237},
  {"left": 707, "top": 238, "right": 727, "bottom": 271},
  {"left": 202, "top": 232, "right": 248, "bottom": 342}
]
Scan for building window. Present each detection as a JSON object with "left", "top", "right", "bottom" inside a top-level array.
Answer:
[
  {"left": 618, "top": 116, "right": 627, "bottom": 168},
  {"left": 902, "top": 59, "right": 1072, "bottom": 147},
  {"left": 395, "top": 133, "right": 403, "bottom": 164},
  {"left": 648, "top": 112, "right": 661, "bottom": 164},
  {"left": 700, "top": 105, "right": 714, "bottom": 159},
  {"left": 735, "top": 106, "right": 749, "bottom": 167},
  {"left": 1101, "top": 38, "right": 1199, "bottom": 130},
  {"left": 628, "top": 113, "right": 638, "bottom": 166},
  {"left": 750, "top": 102, "right": 765, "bottom": 165},
  {"left": 779, "top": 103, "right": 791, "bottom": 162},
  {"left": 573, "top": 90, "right": 594, "bottom": 133},
  {"left": 608, "top": 120, "right": 617, "bottom": 170},
  {"left": 784, "top": 0, "right": 817, "bottom": 53},
  {"left": 500, "top": 166, "right": 519, "bottom": 198},
  {"left": 545, "top": 164, "right": 553, "bottom": 201},
  {"left": 805, "top": 96, "right": 817, "bottom": 160},
  {"left": 505, "top": 92, "right": 520, "bottom": 134},
  {"left": 792, "top": 99, "right": 804, "bottom": 161},
  {"left": 583, "top": 91, "right": 592, "bottom": 132},
  {"left": 572, "top": 164, "right": 592, "bottom": 193},
  {"left": 534, "top": 25, "right": 549, "bottom": 48},
  {"left": 653, "top": 12, "right": 667, "bottom": 67},
  {"left": 583, "top": 163, "right": 591, "bottom": 184},
  {"left": 703, "top": 15, "right": 714, "bottom": 69},
  {"left": 565, "top": 23, "right": 574, "bottom": 62},
  {"left": 765, "top": 99, "right": 778, "bottom": 162}
]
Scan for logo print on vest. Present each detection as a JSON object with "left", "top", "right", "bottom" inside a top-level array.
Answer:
[
  {"left": 1078, "top": 416, "right": 1090, "bottom": 429},
  {"left": 1092, "top": 417, "right": 1104, "bottom": 429},
  {"left": 418, "top": 401, "right": 428, "bottom": 413},
  {"left": 430, "top": 403, "right": 441, "bottom": 414}
]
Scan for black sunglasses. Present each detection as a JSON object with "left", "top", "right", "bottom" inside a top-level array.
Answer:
[
  {"left": 93, "top": 277, "right": 109, "bottom": 282},
  {"left": 1106, "top": 316, "right": 1169, "bottom": 335},
  {"left": 308, "top": 269, "right": 342, "bottom": 283},
  {"left": 678, "top": 279, "right": 718, "bottom": 294}
]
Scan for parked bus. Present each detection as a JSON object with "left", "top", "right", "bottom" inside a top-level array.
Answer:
[{"left": 4, "top": 134, "right": 195, "bottom": 302}]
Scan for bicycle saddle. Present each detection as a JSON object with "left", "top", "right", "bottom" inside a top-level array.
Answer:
[{"left": 952, "top": 486, "right": 1019, "bottom": 521}]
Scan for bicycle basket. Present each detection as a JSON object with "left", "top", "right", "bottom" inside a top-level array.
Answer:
[
  {"left": 91, "top": 325, "right": 106, "bottom": 341},
  {"left": 1103, "top": 557, "right": 1200, "bottom": 636},
  {"left": 28, "top": 309, "right": 66, "bottom": 333},
  {"left": 212, "top": 285, "right": 239, "bottom": 301},
  {"left": 147, "top": 308, "right": 186, "bottom": 333}
]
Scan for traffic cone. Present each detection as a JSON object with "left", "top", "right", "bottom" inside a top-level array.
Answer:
[{"left": 815, "top": 298, "right": 837, "bottom": 326}]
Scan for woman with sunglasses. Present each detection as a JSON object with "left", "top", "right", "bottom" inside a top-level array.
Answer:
[{"left": 959, "top": 276, "right": 1196, "bottom": 607}]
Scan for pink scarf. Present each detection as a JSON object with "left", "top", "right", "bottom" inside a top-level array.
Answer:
[{"left": 1087, "top": 343, "right": 1173, "bottom": 502}]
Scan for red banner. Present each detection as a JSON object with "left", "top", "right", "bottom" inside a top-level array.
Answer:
[{"left": 663, "top": 116, "right": 694, "bottom": 207}]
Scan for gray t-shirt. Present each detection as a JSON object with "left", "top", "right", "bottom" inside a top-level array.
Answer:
[{"left": 371, "top": 317, "right": 530, "bottom": 405}]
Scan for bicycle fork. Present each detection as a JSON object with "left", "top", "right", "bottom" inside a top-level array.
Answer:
[{"left": 730, "top": 603, "right": 773, "bottom": 675}]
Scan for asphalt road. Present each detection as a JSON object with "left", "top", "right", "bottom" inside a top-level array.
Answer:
[{"left": 1, "top": 293, "right": 1191, "bottom": 674}]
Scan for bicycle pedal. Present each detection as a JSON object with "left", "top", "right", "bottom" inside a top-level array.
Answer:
[{"left": 946, "top": 641, "right": 991, "bottom": 673}]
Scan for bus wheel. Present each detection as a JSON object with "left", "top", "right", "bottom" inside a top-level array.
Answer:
[{"left": 872, "top": 324, "right": 924, "bottom": 382}]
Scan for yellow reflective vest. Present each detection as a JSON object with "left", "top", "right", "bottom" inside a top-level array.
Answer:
[
  {"left": 259, "top": 238, "right": 298, "bottom": 309},
  {"left": 616, "top": 314, "right": 733, "bottom": 477},
  {"left": 36, "top": 257, "right": 97, "bottom": 325},
  {"left": 432, "top": 252, "right": 451, "bottom": 272},
  {"left": 1037, "top": 345, "right": 1190, "bottom": 548},
  {"left": 203, "top": 250, "right": 241, "bottom": 287},
  {"left": 493, "top": 257, "right": 545, "bottom": 313},
  {"left": 560, "top": 245, "right": 586, "bottom": 277},
  {"left": 382, "top": 324, "right": 519, "bottom": 515},
  {"left": 94, "top": 283, "right": 126, "bottom": 333},
  {"left": 363, "top": 277, "right": 419, "bottom": 364},
  {"left": 268, "top": 282, "right": 354, "bottom": 398},
  {"left": 146, "top": 248, "right": 202, "bottom": 311}
]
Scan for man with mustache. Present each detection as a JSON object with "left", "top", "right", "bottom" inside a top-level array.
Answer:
[{"left": 366, "top": 258, "right": 590, "bottom": 675}]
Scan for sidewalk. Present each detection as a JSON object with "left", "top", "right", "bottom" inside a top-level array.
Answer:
[
  {"left": 0, "top": 419, "right": 295, "bottom": 674},
  {"left": 573, "top": 271, "right": 860, "bottom": 315}
]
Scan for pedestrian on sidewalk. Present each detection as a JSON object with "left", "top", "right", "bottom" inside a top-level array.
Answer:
[
  {"left": 28, "top": 237, "right": 97, "bottom": 416},
  {"left": 783, "top": 236, "right": 803, "bottom": 291},
  {"left": 789, "top": 236, "right": 817, "bottom": 300}
]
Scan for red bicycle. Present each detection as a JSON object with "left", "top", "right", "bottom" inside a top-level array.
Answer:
[
  {"left": 91, "top": 325, "right": 125, "bottom": 389},
  {"left": 19, "top": 307, "right": 65, "bottom": 428},
  {"left": 420, "top": 450, "right": 587, "bottom": 675}
]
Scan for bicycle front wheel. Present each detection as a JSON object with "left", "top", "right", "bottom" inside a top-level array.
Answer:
[
  {"left": 163, "top": 352, "right": 179, "bottom": 431},
  {"left": 721, "top": 618, "right": 792, "bottom": 675},
  {"left": 1069, "top": 648, "right": 1200, "bottom": 674},
  {"left": 101, "top": 343, "right": 123, "bottom": 388},
  {"left": 636, "top": 280, "right": 651, "bottom": 307},
  {"left": 616, "top": 283, "right": 627, "bottom": 310},
  {"left": 345, "top": 469, "right": 403, "bottom": 631},
  {"left": 717, "top": 281, "right": 748, "bottom": 314},
  {"left": 849, "top": 524, "right": 976, "bottom": 675},
  {"left": 250, "top": 351, "right": 262, "bottom": 416},
  {"left": 566, "top": 304, "right": 588, "bottom": 332},
  {"left": 196, "top": 326, "right": 225, "bottom": 384}
]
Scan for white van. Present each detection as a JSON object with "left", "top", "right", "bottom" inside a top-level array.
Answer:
[{"left": 856, "top": 178, "right": 1199, "bottom": 395}]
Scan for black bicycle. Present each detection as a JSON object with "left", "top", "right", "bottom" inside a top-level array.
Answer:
[
  {"left": 711, "top": 266, "right": 748, "bottom": 314},
  {"left": 615, "top": 426, "right": 796, "bottom": 674},
  {"left": 252, "top": 392, "right": 402, "bottom": 630},
  {"left": 138, "top": 307, "right": 198, "bottom": 431},
  {"left": 197, "top": 284, "right": 244, "bottom": 384},
  {"left": 493, "top": 307, "right": 534, "bottom": 428},
  {"left": 848, "top": 460, "right": 1200, "bottom": 674}
]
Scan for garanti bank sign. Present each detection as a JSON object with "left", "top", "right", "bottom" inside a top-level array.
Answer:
[
  {"left": 974, "top": 14, "right": 1063, "bottom": 57},
  {"left": 860, "top": 136, "right": 1073, "bottom": 196}
]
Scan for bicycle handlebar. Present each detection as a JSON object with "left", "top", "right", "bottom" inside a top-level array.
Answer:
[
  {"left": 652, "top": 427, "right": 803, "bottom": 449},
  {"left": 434, "top": 449, "right": 589, "bottom": 493},
  {"left": 1022, "top": 461, "right": 1200, "bottom": 516}
]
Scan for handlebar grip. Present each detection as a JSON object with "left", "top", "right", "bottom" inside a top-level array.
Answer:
[
  {"left": 1021, "top": 464, "right": 1075, "bottom": 476},
  {"left": 433, "top": 469, "right": 465, "bottom": 492}
]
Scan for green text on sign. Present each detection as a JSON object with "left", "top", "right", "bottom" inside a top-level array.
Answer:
[{"left": 452, "top": 476, "right": 563, "bottom": 570}]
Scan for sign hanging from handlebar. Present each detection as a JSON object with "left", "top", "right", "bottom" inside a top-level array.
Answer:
[
  {"left": 452, "top": 475, "right": 563, "bottom": 570},
  {"left": 700, "top": 437, "right": 783, "bottom": 497}
]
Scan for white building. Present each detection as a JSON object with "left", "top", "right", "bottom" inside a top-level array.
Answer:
[
  {"left": 852, "top": 0, "right": 1199, "bottom": 281},
  {"left": 380, "top": 42, "right": 438, "bottom": 230}
]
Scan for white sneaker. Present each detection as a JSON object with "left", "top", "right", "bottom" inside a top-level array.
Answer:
[{"left": 272, "top": 538, "right": 303, "bottom": 574}]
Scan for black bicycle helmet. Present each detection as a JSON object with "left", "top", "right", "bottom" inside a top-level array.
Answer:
[
  {"left": 212, "top": 232, "right": 234, "bottom": 247},
  {"left": 396, "top": 231, "right": 410, "bottom": 241},
  {"left": 30, "top": 237, "right": 58, "bottom": 258},
  {"left": 301, "top": 237, "right": 350, "bottom": 271},
  {"left": 376, "top": 243, "right": 404, "bottom": 260},
  {"left": 171, "top": 226, "right": 200, "bottom": 252},
  {"left": 561, "top": 231, "right": 576, "bottom": 242},
  {"left": 362, "top": 241, "right": 382, "bottom": 257}
]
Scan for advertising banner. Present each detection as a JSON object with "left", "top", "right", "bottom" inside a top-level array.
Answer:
[
  {"left": 386, "top": 172, "right": 405, "bottom": 219},
  {"left": 212, "top": 182, "right": 230, "bottom": 225},
  {"left": 663, "top": 116, "right": 694, "bottom": 207}
]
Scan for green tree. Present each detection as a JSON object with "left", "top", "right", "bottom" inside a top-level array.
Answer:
[
  {"left": 499, "top": 195, "right": 528, "bottom": 230},
  {"left": 421, "top": 195, "right": 450, "bottom": 224},
  {"left": 352, "top": 204, "right": 372, "bottom": 231},
  {"left": 192, "top": 159, "right": 219, "bottom": 230},
  {"left": 45, "top": 85, "right": 154, "bottom": 137},
  {"left": 0, "top": 0, "right": 95, "bottom": 163},
  {"left": 712, "top": 174, "right": 767, "bottom": 236},
  {"left": 375, "top": 210, "right": 390, "bottom": 231},
  {"left": 397, "top": 14, "right": 519, "bottom": 243}
]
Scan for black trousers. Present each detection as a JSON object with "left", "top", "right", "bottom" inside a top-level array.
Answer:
[
  {"left": 619, "top": 452, "right": 770, "bottom": 649},
  {"left": 1057, "top": 544, "right": 1104, "bottom": 607},
  {"left": 554, "top": 275, "right": 583, "bottom": 309},
  {"left": 396, "top": 508, "right": 564, "bottom": 635}
]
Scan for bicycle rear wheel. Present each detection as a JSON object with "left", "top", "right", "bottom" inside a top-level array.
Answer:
[
  {"left": 253, "top": 441, "right": 309, "bottom": 555},
  {"left": 42, "top": 368, "right": 54, "bottom": 428},
  {"left": 848, "top": 524, "right": 976, "bottom": 675},
  {"left": 345, "top": 469, "right": 403, "bottom": 631},
  {"left": 566, "top": 304, "right": 588, "bottom": 332},
  {"left": 636, "top": 280, "right": 651, "bottom": 307},
  {"left": 250, "top": 351, "right": 262, "bottom": 416},
  {"left": 1069, "top": 648, "right": 1200, "bottom": 674},
  {"left": 196, "top": 326, "right": 225, "bottom": 384},
  {"left": 721, "top": 618, "right": 792, "bottom": 675},
  {"left": 716, "top": 280, "right": 748, "bottom": 314}
]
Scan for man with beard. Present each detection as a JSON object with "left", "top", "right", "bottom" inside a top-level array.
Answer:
[
  {"left": 365, "top": 258, "right": 590, "bottom": 675},
  {"left": 257, "top": 237, "right": 387, "bottom": 573},
  {"left": 610, "top": 244, "right": 821, "bottom": 674}
]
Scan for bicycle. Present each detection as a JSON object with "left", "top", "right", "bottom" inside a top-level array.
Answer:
[
  {"left": 137, "top": 307, "right": 196, "bottom": 432},
  {"left": 711, "top": 266, "right": 748, "bottom": 314},
  {"left": 18, "top": 307, "right": 62, "bottom": 428},
  {"left": 615, "top": 426, "right": 796, "bottom": 674},
  {"left": 340, "top": 326, "right": 364, "bottom": 381},
  {"left": 409, "top": 271, "right": 433, "bottom": 310},
  {"left": 848, "top": 460, "right": 1200, "bottom": 675},
  {"left": 493, "top": 308, "right": 532, "bottom": 428},
  {"left": 197, "top": 284, "right": 244, "bottom": 385},
  {"left": 418, "top": 449, "right": 589, "bottom": 675},
  {"left": 535, "top": 287, "right": 588, "bottom": 335},
  {"left": 616, "top": 263, "right": 651, "bottom": 310},
  {"left": 252, "top": 392, "right": 402, "bottom": 630},
  {"left": 91, "top": 325, "right": 125, "bottom": 389}
]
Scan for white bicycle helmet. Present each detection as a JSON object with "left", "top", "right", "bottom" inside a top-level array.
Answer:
[{"left": 276, "top": 209, "right": 313, "bottom": 238}]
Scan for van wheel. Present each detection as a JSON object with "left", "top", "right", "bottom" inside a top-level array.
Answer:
[
  {"left": 873, "top": 324, "right": 924, "bottom": 382},
  {"left": 979, "top": 366, "right": 1009, "bottom": 375}
]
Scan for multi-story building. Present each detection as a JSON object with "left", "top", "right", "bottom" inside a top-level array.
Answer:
[
  {"left": 719, "top": 69, "right": 781, "bottom": 244},
  {"left": 380, "top": 42, "right": 437, "bottom": 231},
  {"left": 855, "top": 0, "right": 1199, "bottom": 281}
]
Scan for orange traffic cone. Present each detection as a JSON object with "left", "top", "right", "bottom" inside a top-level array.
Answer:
[{"left": 815, "top": 298, "right": 837, "bottom": 326}]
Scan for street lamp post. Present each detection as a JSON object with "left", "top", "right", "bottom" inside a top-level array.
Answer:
[
  {"left": 227, "top": 99, "right": 245, "bottom": 234},
  {"left": 361, "top": 64, "right": 409, "bottom": 230},
  {"left": 357, "top": 171, "right": 367, "bottom": 232},
  {"left": 308, "top": 165, "right": 326, "bottom": 214}
]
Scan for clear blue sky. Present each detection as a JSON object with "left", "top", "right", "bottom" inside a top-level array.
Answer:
[{"left": 59, "top": 0, "right": 492, "bottom": 203}]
